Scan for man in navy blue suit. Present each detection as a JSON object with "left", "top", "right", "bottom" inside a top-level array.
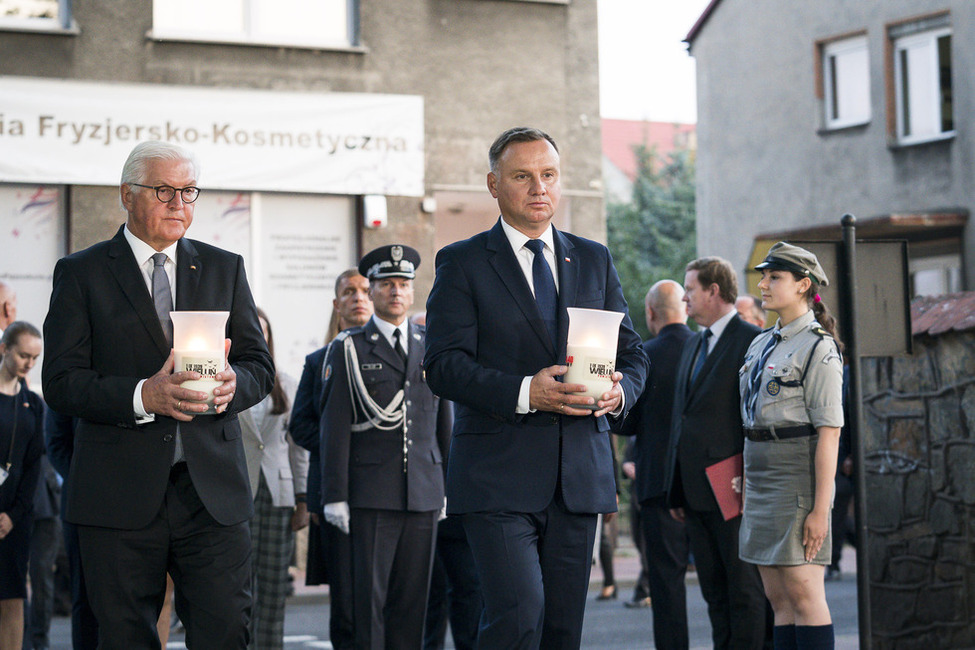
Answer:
[{"left": 424, "top": 127, "right": 648, "bottom": 649}]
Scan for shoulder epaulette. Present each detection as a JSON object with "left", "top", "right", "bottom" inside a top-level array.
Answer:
[{"left": 810, "top": 324, "right": 831, "bottom": 339}]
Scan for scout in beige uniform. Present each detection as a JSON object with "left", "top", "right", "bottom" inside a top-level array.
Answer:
[{"left": 738, "top": 242, "right": 844, "bottom": 650}]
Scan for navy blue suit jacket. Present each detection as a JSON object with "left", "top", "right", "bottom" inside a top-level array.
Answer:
[
  {"left": 424, "top": 220, "right": 648, "bottom": 515},
  {"left": 614, "top": 323, "right": 694, "bottom": 504}
]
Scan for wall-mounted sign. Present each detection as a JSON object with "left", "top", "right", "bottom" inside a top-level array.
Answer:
[{"left": 0, "top": 76, "right": 424, "bottom": 196}]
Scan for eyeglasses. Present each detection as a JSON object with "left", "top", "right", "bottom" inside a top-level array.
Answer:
[{"left": 130, "top": 183, "right": 201, "bottom": 204}]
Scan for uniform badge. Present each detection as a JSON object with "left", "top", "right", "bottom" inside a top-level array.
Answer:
[
  {"left": 361, "top": 363, "right": 382, "bottom": 370},
  {"left": 391, "top": 245, "right": 403, "bottom": 262},
  {"left": 766, "top": 379, "right": 780, "bottom": 395},
  {"left": 324, "top": 364, "right": 332, "bottom": 381}
]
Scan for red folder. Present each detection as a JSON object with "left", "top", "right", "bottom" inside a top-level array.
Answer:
[{"left": 705, "top": 453, "right": 743, "bottom": 521}]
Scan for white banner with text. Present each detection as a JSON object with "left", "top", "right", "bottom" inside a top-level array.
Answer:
[{"left": 0, "top": 76, "right": 424, "bottom": 196}]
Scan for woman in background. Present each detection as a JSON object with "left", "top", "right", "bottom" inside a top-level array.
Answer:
[
  {"left": 0, "top": 322, "right": 45, "bottom": 650},
  {"left": 241, "top": 308, "right": 309, "bottom": 650},
  {"left": 738, "top": 243, "right": 844, "bottom": 650}
]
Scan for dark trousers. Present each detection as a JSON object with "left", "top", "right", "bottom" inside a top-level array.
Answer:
[
  {"left": 684, "top": 508, "right": 767, "bottom": 650},
  {"left": 423, "top": 515, "right": 482, "bottom": 650},
  {"left": 462, "top": 492, "right": 597, "bottom": 650},
  {"left": 351, "top": 508, "right": 438, "bottom": 650},
  {"left": 77, "top": 463, "right": 252, "bottom": 650},
  {"left": 27, "top": 517, "right": 60, "bottom": 649},
  {"left": 323, "top": 518, "right": 354, "bottom": 650},
  {"left": 629, "top": 492, "right": 650, "bottom": 601},
  {"left": 61, "top": 519, "right": 98, "bottom": 650},
  {"left": 641, "top": 496, "right": 690, "bottom": 650}
]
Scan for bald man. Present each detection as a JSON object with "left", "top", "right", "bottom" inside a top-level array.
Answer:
[
  {"left": 614, "top": 280, "right": 694, "bottom": 649},
  {"left": 0, "top": 281, "right": 17, "bottom": 335},
  {"left": 735, "top": 295, "right": 766, "bottom": 329}
]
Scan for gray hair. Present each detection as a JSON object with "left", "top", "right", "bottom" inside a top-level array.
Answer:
[{"left": 120, "top": 141, "right": 200, "bottom": 187}]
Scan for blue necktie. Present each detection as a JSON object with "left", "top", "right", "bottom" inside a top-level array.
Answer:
[
  {"left": 690, "top": 328, "right": 712, "bottom": 384},
  {"left": 525, "top": 239, "right": 558, "bottom": 347},
  {"left": 746, "top": 332, "right": 781, "bottom": 421}
]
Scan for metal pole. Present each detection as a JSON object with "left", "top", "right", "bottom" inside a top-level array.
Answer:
[{"left": 842, "top": 214, "right": 871, "bottom": 649}]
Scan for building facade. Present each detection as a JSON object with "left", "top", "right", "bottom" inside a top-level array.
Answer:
[
  {"left": 687, "top": 0, "right": 972, "bottom": 297},
  {"left": 0, "top": 0, "right": 603, "bottom": 379}
]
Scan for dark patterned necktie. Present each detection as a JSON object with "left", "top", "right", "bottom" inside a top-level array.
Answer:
[
  {"left": 746, "top": 332, "right": 781, "bottom": 421},
  {"left": 525, "top": 239, "right": 557, "bottom": 347},
  {"left": 690, "top": 329, "right": 712, "bottom": 384},
  {"left": 151, "top": 253, "right": 173, "bottom": 347}
]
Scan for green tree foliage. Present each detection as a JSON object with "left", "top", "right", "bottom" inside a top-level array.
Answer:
[{"left": 608, "top": 145, "right": 696, "bottom": 340}]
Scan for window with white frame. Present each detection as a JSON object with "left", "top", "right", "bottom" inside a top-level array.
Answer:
[
  {"left": 0, "top": 0, "right": 72, "bottom": 31},
  {"left": 152, "top": 0, "right": 357, "bottom": 49},
  {"left": 891, "top": 16, "right": 953, "bottom": 145},
  {"left": 822, "top": 35, "right": 870, "bottom": 129}
]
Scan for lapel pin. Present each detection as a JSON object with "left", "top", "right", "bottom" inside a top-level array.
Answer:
[
  {"left": 564, "top": 257, "right": 571, "bottom": 263},
  {"left": 413, "top": 332, "right": 421, "bottom": 340},
  {"left": 190, "top": 265, "right": 197, "bottom": 270},
  {"left": 370, "top": 333, "right": 379, "bottom": 341}
]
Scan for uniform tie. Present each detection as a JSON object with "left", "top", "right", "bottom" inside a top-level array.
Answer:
[
  {"left": 525, "top": 239, "right": 558, "bottom": 347},
  {"left": 151, "top": 253, "right": 173, "bottom": 347},
  {"left": 745, "top": 332, "right": 782, "bottom": 421},
  {"left": 393, "top": 328, "right": 408, "bottom": 364},
  {"left": 689, "top": 328, "right": 712, "bottom": 384}
]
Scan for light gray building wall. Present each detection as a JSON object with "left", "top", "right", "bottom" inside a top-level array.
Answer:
[{"left": 688, "top": 0, "right": 974, "bottom": 293}]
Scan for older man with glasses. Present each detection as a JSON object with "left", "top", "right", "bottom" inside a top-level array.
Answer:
[{"left": 43, "top": 140, "right": 273, "bottom": 649}]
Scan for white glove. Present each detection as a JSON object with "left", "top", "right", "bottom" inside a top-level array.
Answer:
[
  {"left": 323, "top": 501, "right": 350, "bottom": 534},
  {"left": 438, "top": 497, "right": 447, "bottom": 522}
]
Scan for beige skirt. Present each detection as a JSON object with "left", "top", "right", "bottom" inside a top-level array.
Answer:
[{"left": 739, "top": 434, "right": 831, "bottom": 566}]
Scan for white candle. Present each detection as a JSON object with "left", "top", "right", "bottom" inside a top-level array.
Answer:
[
  {"left": 564, "top": 344, "right": 617, "bottom": 407},
  {"left": 174, "top": 348, "right": 225, "bottom": 413}
]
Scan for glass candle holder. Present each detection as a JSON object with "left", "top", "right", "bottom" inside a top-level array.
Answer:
[{"left": 171, "top": 311, "right": 229, "bottom": 415}]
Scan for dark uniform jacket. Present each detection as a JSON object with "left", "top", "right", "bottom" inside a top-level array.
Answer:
[{"left": 320, "top": 318, "right": 451, "bottom": 512}]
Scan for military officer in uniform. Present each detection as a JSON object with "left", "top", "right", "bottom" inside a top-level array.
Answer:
[
  {"left": 320, "top": 244, "right": 452, "bottom": 650},
  {"left": 738, "top": 242, "right": 844, "bottom": 650}
]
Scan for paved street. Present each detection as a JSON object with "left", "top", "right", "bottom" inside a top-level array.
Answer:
[{"left": 45, "top": 542, "right": 862, "bottom": 649}]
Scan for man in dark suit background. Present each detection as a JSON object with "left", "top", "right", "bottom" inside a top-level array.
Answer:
[
  {"left": 289, "top": 268, "right": 371, "bottom": 650},
  {"left": 424, "top": 127, "right": 648, "bottom": 649},
  {"left": 614, "top": 279, "right": 693, "bottom": 650},
  {"left": 320, "top": 245, "right": 452, "bottom": 650},
  {"left": 42, "top": 141, "right": 274, "bottom": 649},
  {"left": 664, "top": 256, "right": 767, "bottom": 649}
]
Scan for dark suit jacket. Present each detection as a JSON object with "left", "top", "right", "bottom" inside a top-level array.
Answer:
[
  {"left": 614, "top": 323, "right": 694, "bottom": 504},
  {"left": 42, "top": 226, "right": 274, "bottom": 529},
  {"left": 321, "top": 318, "right": 451, "bottom": 512},
  {"left": 424, "top": 220, "right": 648, "bottom": 515},
  {"left": 290, "top": 345, "right": 329, "bottom": 513},
  {"left": 664, "top": 314, "right": 759, "bottom": 512}
]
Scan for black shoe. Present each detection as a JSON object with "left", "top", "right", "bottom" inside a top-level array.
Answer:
[
  {"left": 624, "top": 597, "right": 651, "bottom": 609},
  {"left": 597, "top": 585, "right": 617, "bottom": 600}
]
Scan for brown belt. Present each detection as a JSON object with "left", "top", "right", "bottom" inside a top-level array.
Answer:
[{"left": 745, "top": 425, "right": 816, "bottom": 442}]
